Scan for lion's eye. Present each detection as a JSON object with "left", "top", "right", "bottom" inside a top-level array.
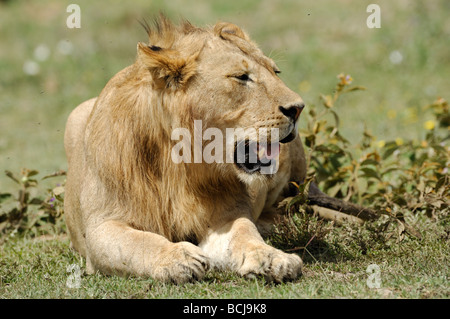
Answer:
[{"left": 234, "top": 74, "right": 251, "bottom": 82}]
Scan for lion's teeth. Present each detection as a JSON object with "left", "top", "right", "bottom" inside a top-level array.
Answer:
[
  {"left": 266, "top": 142, "right": 280, "bottom": 159},
  {"left": 257, "top": 142, "right": 280, "bottom": 160}
]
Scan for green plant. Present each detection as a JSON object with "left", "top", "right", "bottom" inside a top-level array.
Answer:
[
  {"left": 0, "top": 169, "right": 66, "bottom": 243},
  {"left": 272, "top": 74, "right": 449, "bottom": 252},
  {"left": 305, "top": 73, "right": 448, "bottom": 215}
]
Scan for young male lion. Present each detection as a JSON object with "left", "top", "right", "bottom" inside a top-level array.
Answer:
[{"left": 64, "top": 16, "right": 307, "bottom": 283}]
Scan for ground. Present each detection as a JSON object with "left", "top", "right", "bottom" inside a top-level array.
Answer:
[{"left": 1, "top": 213, "right": 448, "bottom": 298}]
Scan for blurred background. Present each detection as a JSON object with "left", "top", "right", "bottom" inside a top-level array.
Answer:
[{"left": 0, "top": 0, "right": 449, "bottom": 190}]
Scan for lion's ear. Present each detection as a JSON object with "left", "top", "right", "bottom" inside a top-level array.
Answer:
[
  {"left": 137, "top": 42, "right": 198, "bottom": 89},
  {"left": 214, "top": 22, "right": 249, "bottom": 41}
]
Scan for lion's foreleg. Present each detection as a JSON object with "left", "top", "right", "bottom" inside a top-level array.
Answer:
[
  {"left": 199, "top": 217, "right": 302, "bottom": 283},
  {"left": 85, "top": 220, "right": 209, "bottom": 283}
]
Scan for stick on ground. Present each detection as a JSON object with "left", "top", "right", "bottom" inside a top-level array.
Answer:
[{"left": 307, "top": 182, "right": 378, "bottom": 221}]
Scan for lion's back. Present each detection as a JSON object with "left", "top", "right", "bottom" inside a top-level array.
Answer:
[{"left": 64, "top": 97, "right": 97, "bottom": 256}]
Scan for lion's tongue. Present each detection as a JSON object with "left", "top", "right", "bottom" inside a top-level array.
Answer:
[{"left": 258, "top": 142, "right": 280, "bottom": 160}]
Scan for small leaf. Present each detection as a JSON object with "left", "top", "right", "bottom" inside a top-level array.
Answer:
[
  {"left": 381, "top": 166, "right": 401, "bottom": 176},
  {"left": 315, "top": 145, "right": 337, "bottom": 154},
  {"left": 53, "top": 186, "right": 65, "bottom": 196},
  {"left": 359, "top": 167, "right": 381, "bottom": 180},
  {"left": 382, "top": 142, "right": 399, "bottom": 160},
  {"left": 304, "top": 134, "right": 315, "bottom": 148},
  {"left": 25, "top": 179, "right": 38, "bottom": 187},
  {"left": 343, "top": 86, "right": 366, "bottom": 93},
  {"left": 29, "top": 198, "right": 43, "bottom": 205},
  {"left": 0, "top": 193, "right": 12, "bottom": 203},
  {"left": 26, "top": 170, "right": 39, "bottom": 178},
  {"left": 5, "top": 170, "right": 20, "bottom": 184},
  {"left": 360, "top": 159, "right": 379, "bottom": 167}
]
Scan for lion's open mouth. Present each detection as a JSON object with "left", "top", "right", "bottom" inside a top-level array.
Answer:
[{"left": 234, "top": 128, "right": 296, "bottom": 174}]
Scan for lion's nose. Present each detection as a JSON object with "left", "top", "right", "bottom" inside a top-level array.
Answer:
[{"left": 279, "top": 103, "right": 305, "bottom": 122}]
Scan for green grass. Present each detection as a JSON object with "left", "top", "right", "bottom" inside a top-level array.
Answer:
[
  {"left": 1, "top": 0, "right": 449, "bottom": 299},
  {"left": 1, "top": 213, "right": 448, "bottom": 299}
]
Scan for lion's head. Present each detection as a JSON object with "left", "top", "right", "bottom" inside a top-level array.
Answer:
[
  {"left": 85, "top": 16, "right": 305, "bottom": 240},
  {"left": 136, "top": 16, "right": 304, "bottom": 174}
]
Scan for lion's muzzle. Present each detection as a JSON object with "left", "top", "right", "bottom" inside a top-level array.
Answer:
[{"left": 233, "top": 103, "right": 304, "bottom": 174}]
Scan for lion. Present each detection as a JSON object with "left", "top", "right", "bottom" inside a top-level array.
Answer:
[{"left": 64, "top": 16, "right": 308, "bottom": 283}]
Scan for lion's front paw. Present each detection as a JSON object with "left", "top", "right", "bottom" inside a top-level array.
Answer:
[
  {"left": 152, "top": 242, "right": 209, "bottom": 284},
  {"left": 236, "top": 244, "right": 302, "bottom": 283}
]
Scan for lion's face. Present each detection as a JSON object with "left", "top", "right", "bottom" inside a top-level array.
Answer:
[
  {"left": 193, "top": 29, "right": 304, "bottom": 174},
  {"left": 137, "top": 20, "right": 304, "bottom": 176}
]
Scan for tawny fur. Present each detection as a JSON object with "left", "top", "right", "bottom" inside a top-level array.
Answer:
[{"left": 64, "top": 16, "right": 307, "bottom": 283}]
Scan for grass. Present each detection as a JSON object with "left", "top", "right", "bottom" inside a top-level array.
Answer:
[
  {"left": 1, "top": 0, "right": 449, "bottom": 299},
  {"left": 1, "top": 212, "right": 448, "bottom": 299}
]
